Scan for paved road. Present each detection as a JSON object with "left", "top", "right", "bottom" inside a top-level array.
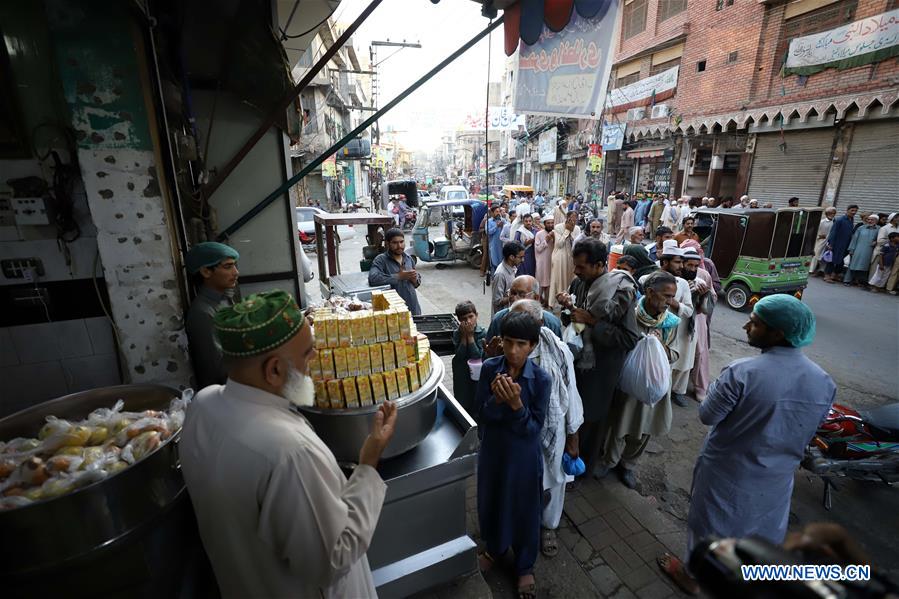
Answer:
[{"left": 713, "top": 276, "right": 898, "bottom": 402}]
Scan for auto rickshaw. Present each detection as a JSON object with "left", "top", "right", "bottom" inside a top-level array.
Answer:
[
  {"left": 411, "top": 199, "right": 487, "bottom": 268},
  {"left": 691, "top": 207, "right": 824, "bottom": 310}
]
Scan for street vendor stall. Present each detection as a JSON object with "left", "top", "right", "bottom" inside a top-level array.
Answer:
[{"left": 314, "top": 212, "right": 395, "bottom": 300}]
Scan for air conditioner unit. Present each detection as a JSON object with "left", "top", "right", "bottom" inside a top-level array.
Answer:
[
  {"left": 651, "top": 104, "right": 670, "bottom": 119},
  {"left": 627, "top": 107, "right": 646, "bottom": 121}
]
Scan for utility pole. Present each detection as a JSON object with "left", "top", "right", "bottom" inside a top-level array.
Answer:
[{"left": 369, "top": 40, "right": 421, "bottom": 145}]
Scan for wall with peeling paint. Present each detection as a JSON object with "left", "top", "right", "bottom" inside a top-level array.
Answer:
[{"left": 46, "top": 0, "right": 191, "bottom": 388}]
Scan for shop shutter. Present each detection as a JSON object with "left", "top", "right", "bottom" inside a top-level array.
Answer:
[
  {"left": 836, "top": 121, "right": 899, "bottom": 215},
  {"left": 747, "top": 129, "right": 834, "bottom": 207}
]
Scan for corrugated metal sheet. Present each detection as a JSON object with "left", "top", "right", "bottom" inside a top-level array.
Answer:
[
  {"left": 836, "top": 121, "right": 899, "bottom": 215},
  {"left": 747, "top": 129, "right": 834, "bottom": 206}
]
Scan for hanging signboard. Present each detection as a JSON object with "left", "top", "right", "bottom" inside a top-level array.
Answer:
[
  {"left": 515, "top": 1, "right": 619, "bottom": 118},
  {"left": 608, "top": 66, "right": 679, "bottom": 109},
  {"left": 783, "top": 9, "right": 899, "bottom": 75},
  {"left": 600, "top": 122, "right": 626, "bottom": 151},
  {"left": 458, "top": 106, "right": 526, "bottom": 131},
  {"left": 322, "top": 154, "right": 337, "bottom": 178},
  {"left": 588, "top": 144, "right": 603, "bottom": 172},
  {"left": 538, "top": 127, "right": 558, "bottom": 164}
]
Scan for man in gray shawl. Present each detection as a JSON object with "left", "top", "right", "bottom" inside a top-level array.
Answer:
[{"left": 556, "top": 238, "right": 640, "bottom": 476}]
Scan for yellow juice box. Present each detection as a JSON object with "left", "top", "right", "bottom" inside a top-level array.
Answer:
[
  {"left": 326, "top": 380, "right": 344, "bottom": 409},
  {"left": 369, "top": 344, "right": 383, "bottom": 374},
  {"left": 325, "top": 316, "right": 339, "bottom": 348},
  {"left": 350, "top": 312, "right": 366, "bottom": 345},
  {"left": 382, "top": 370, "right": 399, "bottom": 400},
  {"left": 318, "top": 349, "right": 335, "bottom": 380},
  {"left": 394, "top": 340, "right": 409, "bottom": 368},
  {"left": 381, "top": 342, "right": 396, "bottom": 371},
  {"left": 359, "top": 311, "right": 375, "bottom": 344},
  {"left": 371, "top": 290, "right": 387, "bottom": 310},
  {"left": 386, "top": 309, "right": 400, "bottom": 340},
  {"left": 356, "top": 375, "right": 373, "bottom": 407},
  {"left": 308, "top": 354, "right": 321, "bottom": 380},
  {"left": 313, "top": 381, "right": 328, "bottom": 408},
  {"left": 342, "top": 378, "right": 360, "bottom": 408},
  {"left": 374, "top": 311, "right": 388, "bottom": 342},
  {"left": 357, "top": 344, "right": 371, "bottom": 375},
  {"left": 417, "top": 357, "right": 429, "bottom": 383},
  {"left": 371, "top": 373, "right": 386, "bottom": 404},
  {"left": 397, "top": 308, "right": 412, "bottom": 338},
  {"left": 395, "top": 368, "right": 410, "bottom": 396},
  {"left": 346, "top": 346, "right": 360, "bottom": 377},
  {"left": 406, "top": 365, "right": 420, "bottom": 391},
  {"left": 333, "top": 348, "right": 349, "bottom": 379},
  {"left": 405, "top": 338, "right": 417, "bottom": 362},
  {"left": 338, "top": 316, "right": 352, "bottom": 348},
  {"left": 313, "top": 318, "right": 328, "bottom": 348}
]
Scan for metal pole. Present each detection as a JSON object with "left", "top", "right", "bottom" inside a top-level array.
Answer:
[
  {"left": 218, "top": 16, "right": 505, "bottom": 241},
  {"left": 203, "top": 0, "right": 383, "bottom": 200},
  {"left": 484, "top": 19, "right": 492, "bottom": 194}
]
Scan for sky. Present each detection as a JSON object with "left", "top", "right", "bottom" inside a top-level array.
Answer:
[{"left": 330, "top": 0, "right": 511, "bottom": 152}]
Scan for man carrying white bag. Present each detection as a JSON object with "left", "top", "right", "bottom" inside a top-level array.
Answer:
[{"left": 594, "top": 271, "right": 680, "bottom": 489}]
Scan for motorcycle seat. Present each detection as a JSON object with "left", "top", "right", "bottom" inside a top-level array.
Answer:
[{"left": 859, "top": 403, "right": 899, "bottom": 439}]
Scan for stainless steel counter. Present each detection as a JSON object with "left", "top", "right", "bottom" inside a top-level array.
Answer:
[{"left": 367, "top": 383, "right": 479, "bottom": 598}]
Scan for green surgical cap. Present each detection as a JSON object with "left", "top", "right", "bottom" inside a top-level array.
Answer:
[
  {"left": 185, "top": 242, "right": 240, "bottom": 274},
  {"left": 752, "top": 294, "right": 816, "bottom": 348}
]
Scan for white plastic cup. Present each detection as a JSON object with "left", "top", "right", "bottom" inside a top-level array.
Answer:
[{"left": 468, "top": 359, "right": 483, "bottom": 381}]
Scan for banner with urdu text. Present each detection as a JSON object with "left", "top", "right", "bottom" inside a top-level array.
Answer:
[
  {"left": 514, "top": 0, "right": 619, "bottom": 119},
  {"left": 783, "top": 9, "right": 899, "bottom": 75}
]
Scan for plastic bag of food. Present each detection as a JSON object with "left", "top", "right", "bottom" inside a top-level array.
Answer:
[
  {"left": 81, "top": 445, "right": 121, "bottom": 471},
  {"left": 39, "top": 420, "right": 92, "bottom": 452},
  {"left": 46, "top": 454, "right": 84, "bottom": 475},
  {"left": 0, "top": 495, "right": 33, "bottom": 510},
  {"left": 85, "top": 400, "right": 124, "bottom": 428},
  {"left": 0, "top": 457, "right": 49, "bottom": 493},
  {"left": 112, "top": 417, "right": 170, "bottom": 447},
  {"left": 0, "top": 459, "right": 16, "bottom": 480},
  {"left": 121, "top": 431, "right": 161, "bottom": 464}
]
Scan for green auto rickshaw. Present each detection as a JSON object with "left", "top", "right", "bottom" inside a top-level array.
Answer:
[{"left": 692, "top": 207, "right": 824, "bottom": 311}]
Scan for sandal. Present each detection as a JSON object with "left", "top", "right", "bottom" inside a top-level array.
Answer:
[
  {"left": 541, "top": 528, "right": 559, "bottom": 558},
  {"left": 657, "top": 552, "right": 699, "bottom": 595},
  {"left": 517, "top": 575, "right": 537, "bottom": 599},
  {"left": 477, "top": 550, "right": 495, "bottom": 573}
]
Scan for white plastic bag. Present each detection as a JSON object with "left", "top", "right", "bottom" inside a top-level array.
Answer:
[
  {"left": 618, "top": 335, "right": 670, "bottom": 406},
  {"left": 562, "top": 323, "right": 583, "bottom": 352}
]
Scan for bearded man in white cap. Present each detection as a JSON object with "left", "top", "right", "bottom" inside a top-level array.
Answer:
[{"left": 181, "top": 290, "right": 398, "bottom": 598}]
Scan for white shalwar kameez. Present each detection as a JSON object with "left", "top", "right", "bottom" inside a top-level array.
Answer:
[{"left": 180, "top": 381, "right": 386, "bottom": 599}]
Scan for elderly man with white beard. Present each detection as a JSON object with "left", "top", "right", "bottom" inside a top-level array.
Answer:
[
  {"left": 180, "top": 290, "right": 397, "bottom": 599},
  {"left": 509, "top": 298, "right": 584, "bottom": 558}
]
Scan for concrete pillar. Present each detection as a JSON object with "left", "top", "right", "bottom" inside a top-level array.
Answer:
[
  {"left": 707, "top": 153, "right": 725, "bottom": 197},
  {"left": 47, "top": 0, "right": 191, "bottom": 386}
]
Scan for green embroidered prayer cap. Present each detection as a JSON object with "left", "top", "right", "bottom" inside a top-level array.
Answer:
[{"left": 214, "top": 290, "right": 305, "bottom": 357}]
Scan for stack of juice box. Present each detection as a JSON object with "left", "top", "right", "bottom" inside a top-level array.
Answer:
[{"left": 309, "top": 292, "right": 431, "bottom": 409}]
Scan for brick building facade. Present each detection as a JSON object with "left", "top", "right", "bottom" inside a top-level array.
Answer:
[{"left": 603, "top": 0, "right": 899, "bottom": 215}]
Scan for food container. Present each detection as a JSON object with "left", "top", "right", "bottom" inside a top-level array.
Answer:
[
  {"left": 0, "top": 385, "right": 205, "bottom": 597},
  {"left": 298, "top": 350, "right": 445, "bottom": 463},
  {"left": 468, "top": 359, "right": 483, "bottom": 381}
]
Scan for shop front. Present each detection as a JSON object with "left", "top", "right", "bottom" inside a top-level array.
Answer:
[{"left": 627, "top": 145, "right": 673, "bottom": 195}]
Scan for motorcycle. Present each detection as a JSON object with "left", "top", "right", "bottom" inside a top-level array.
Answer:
[
  {"left": 401, "top": 209, "right": 416, "bottom": 232},
  {"left": 801, "top": 401, "right": 899, "bottom": 509}
]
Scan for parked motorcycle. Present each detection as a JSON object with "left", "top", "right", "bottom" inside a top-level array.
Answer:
[{"left": 801, "top": 401, "right": 899, "bottom": 509}]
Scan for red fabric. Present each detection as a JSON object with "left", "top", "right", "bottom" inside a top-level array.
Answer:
[
  {"left": 504, "top": 1, "right": 522, "bottom": 56},
  {"left": 544, "top": 0, "right": 574, "bottom": 31}
]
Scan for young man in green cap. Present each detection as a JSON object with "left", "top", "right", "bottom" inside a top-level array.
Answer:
[
  {"left": 659, "top": 294, "right": 834, "bottom": 595},
  {"left": 180, "top": 290, "right": 398, "bottom": 598},
  {"left": 184, "top": 241, "right": 240, "bottom": 388}
]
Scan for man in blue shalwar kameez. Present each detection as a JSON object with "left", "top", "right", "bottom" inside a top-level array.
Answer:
[
  {"left": 659, "top": 294, "right": 835, "bottom": 595},
  {"left": 476, "top": 311, "right": 549, "bottom": 599},
  {"left": 824, "top": 204, "right": 858, "bottom": 283},
  {"left": 487, "top": 205, "right": 509, "bottom": 271}
]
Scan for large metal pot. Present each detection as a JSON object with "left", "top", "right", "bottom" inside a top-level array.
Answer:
[
  {"left": 299, "top": 351, "right": 445, "bottom": 463},
  {"left": 0, "top": 384, "right": 210, "bottom": 597}
]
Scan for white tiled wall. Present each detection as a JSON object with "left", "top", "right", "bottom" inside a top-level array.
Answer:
[{"left": 0, "top": 317, "right": 121, "bottom": 417}]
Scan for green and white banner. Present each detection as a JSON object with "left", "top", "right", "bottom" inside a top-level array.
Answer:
[{"left": 784, "top": 9, "right": 899, "bottom": 75}]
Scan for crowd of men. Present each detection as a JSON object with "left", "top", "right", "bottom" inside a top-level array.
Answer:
[{"left": 169, "top": 186, "right": 893, "bottom": 597}]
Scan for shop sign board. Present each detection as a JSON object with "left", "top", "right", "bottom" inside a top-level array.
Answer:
[
  {"left": 608, "top": 66, "right": 679, "bottom": 108},
  {"left": 538, "top": 127, "right": 558, "bottom": 164},
  {"left": 600, "top": 123, "right": 626, "bottom": 151}
]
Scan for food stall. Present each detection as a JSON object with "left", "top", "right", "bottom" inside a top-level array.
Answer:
[
  {"left": 1, "top": 291, "right": 477, "bottom": 598},
  {"left": 313, "top": 212, "right": 395, "bottom": 301}
]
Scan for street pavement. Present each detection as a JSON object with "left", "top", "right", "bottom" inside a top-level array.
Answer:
[{"left": 310, "top": 231, "right": 898, "bottom": 597}]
